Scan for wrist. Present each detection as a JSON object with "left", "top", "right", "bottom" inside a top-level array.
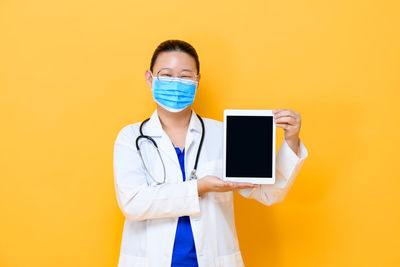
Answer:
[
  {"left": 197, "top": 179, "right": 207, "bottom": 196},
  {"left": 286, "top": 136, "right": 300, "bottom": 155}
]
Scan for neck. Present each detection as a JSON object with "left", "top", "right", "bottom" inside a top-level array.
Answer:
[{"left": 157, "top": 106, "right": 192, "bottom": 131}]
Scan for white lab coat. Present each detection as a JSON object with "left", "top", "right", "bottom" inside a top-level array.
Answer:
[{"left": 113, "top": 109, "right": 308, "bottom": 267}]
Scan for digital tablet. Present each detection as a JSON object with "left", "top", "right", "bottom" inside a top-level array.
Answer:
[{"left": 223, "top": 109, "right": 276, "bottom": 184}]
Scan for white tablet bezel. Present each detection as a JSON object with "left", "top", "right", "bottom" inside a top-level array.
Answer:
[{"left": 223, "top": 109, "right": 276, "bottom": 184}]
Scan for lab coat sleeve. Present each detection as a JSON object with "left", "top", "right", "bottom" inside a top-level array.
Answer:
[
  {"left": 113, "top": 127, "right": 200, "bottom": 221},
  {"left": 237, "top": 138, "right": 308, "bottom": 206}
]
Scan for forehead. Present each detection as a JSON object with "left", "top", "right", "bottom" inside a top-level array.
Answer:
[{"left": 153, "top": 51, "right": 197, "bottom": 72}]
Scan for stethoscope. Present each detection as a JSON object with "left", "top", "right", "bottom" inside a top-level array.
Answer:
[{"left": 135, "top": 114, "right": 205, "bottom": 185}]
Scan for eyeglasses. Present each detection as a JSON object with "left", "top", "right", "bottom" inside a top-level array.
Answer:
[{"left": 151, "top": 68, "right": 199, "bottom": 86}]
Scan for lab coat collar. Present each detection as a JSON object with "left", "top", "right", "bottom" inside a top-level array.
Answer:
[
  {"left": 142, "top": 108, "right": 203, "bottom": 173},
  {"left": 145, "top": 108, "right": 202, "bottom": 138}
]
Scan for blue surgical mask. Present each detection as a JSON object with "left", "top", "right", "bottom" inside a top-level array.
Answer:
[{"left": 151, "top": 75, "right": 198, "bottom": 112}]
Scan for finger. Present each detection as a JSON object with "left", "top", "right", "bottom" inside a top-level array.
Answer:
[
  {"left": 219, "top": 181, "right": 235, "bottom": 189},
  {"left": 220, "top": 181, "right": 249, "bottom": 191},
  {"left": 220, "top": 181, "right": 257, "bottom": 190},
  {"left": 275, "top": 116, "right": 297, "bottom": 125},
  {"left": 276, "top": 123, "right": 293, "bottom": 129},
  {"left": 272, "top": 108, "right": 285, "bottom": 114},
  {"left": 231, "top": 182, "right": 257, "bottom": 187},
  {"left": 226, "top": 181, "right": 235, "bottom": 187},
  {"left": 274, "top": 110, "right": 297, "bottom": 119},
  {"left": 229, "top": 183, "right": 258, "bottom": 190},
  {"left": 235, "top": 184, "right": 258, "bottom": 189},
  {"left": 233, "top": 184, "right": 258, "bottom": 190},
  {"left": 274, "top": 114, "right": 298, "bottom": 122}
]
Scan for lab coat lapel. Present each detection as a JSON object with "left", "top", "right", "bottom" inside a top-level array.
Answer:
[
  {"left": 144, "top": 110, "right": 180, "bottom": 170},
  {"left": 184, "top": 110, "right": 203, "bottom": 178},
  {"left": 144, "top": 109, "right": 203, "bottom": 177},
  {"left": 185, "top": 110, "right": 202, "bottom": 157}
]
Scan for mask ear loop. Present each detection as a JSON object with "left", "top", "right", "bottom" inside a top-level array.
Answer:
[{"left": 149, "top": 71, "right": 156, "bottom": 87}]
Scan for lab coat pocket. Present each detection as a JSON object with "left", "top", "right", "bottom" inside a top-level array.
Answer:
[{"left": 118, "top": 253, "right": 149, "bottom": 267}]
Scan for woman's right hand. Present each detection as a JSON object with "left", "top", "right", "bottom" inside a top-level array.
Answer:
[{"left": 197, "top": 175, "right": 258, "bottom": 196}]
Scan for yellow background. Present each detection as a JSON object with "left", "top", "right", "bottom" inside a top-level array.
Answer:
[{"left": 1, "top": 0, "right": 399, "bottom": 266}]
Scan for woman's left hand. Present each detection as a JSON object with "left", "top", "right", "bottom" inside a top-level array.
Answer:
[{"left": 272, "top": 108, "right": 302, "bottom": 155}]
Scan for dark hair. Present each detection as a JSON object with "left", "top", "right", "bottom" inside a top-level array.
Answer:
[{"left": 150, "top": 40, "right": 200, "bottom": 74}]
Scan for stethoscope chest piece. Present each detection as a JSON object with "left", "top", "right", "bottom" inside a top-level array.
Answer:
[{"left": 189, "top": 170, "right": 198, "bottom": 181}]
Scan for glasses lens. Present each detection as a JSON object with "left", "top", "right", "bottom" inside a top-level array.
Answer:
[
  {"left": 156, "top": 69, "right": 198, "bottom": 85},
  {"left": 179, "top": 71, "right": 197, "bottom": 86},
  {"left": 157, "top": 69, "right": 175, "bottom": 84}
]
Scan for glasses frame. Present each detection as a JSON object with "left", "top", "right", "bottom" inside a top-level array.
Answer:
[{"left": 151, "top": 68, "right": 199, "bottom": 86}]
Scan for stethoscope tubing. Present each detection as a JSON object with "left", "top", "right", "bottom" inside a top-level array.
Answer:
[{"left": 135, "top": 114, "right": 205, "bottom": 185}]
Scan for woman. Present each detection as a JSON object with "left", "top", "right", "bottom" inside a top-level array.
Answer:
[{"left": 113, "top": 40, "right": 308, "bottom": 267}]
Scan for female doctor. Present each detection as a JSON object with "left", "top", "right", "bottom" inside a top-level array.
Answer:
[{"left": 113, "top": 40, "right": 308, "bottom": 267}]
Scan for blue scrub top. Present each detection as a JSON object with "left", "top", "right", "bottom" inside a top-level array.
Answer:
[{"left": 171, "top": 145, "right": 199, "bottom": 267}]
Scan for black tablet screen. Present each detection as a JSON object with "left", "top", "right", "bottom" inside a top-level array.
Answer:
[{"left": 226, "top": 116, "right": 273, "bottom": 178}]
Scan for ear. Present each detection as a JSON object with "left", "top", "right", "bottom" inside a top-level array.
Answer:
[{"left": 145, "top": 70, "right": 153, "bottom": 88}]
